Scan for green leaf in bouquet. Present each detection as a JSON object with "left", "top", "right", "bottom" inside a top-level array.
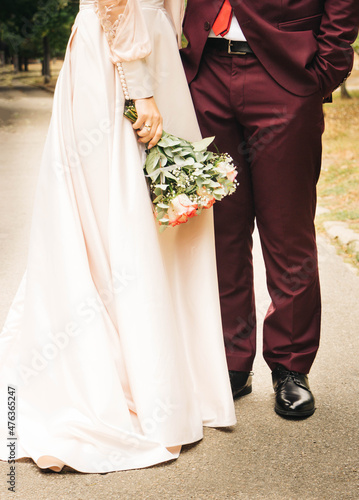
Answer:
[
  {"left": 146, "top": 163, "right": 179, "bottom": 181},
  {"left": 208, "top": 180, "right": 222, "bottom": 188},
  {"left": 214, "top": 187, "right": 226, "bottom": 197},
  {"left": 157, "top": 136, "right": 182, "bottom": 148},
  {"left": 157, "top": 184, "right": 169, "bottom": 190},
  {"left": 191, "top": 136, "right": 215, "bottom": 152},
  {"left": 146, "top": 172, "right": 161, "bottom": 182},
  {"left": 170, "top": 147, "right": 185, "bottom": 154},
  {"left": 174, "top": 155, "right": 186, "bottom": 166},
  {"left": 203, "top": 151, "right": 214, "bottom": 162},
  {"left": 167, "top": 132, "right": 183, "bottom": 141},
  {"left": 156, "top": 137, "right": 168, "bottom": 147},
  {"left": 153, "top": 194, "right": 163, "bottom": 203},
  {"left": 159, "top": 154, "right": 168, "bottom": 167},
  {"left": 145, "top": 149, "right": 161, "bottom": 174},
  {"left": 154, "top": 187, "right": 163, "bottom": 197},
  {"left": 183, "top": 157, "right": 195, "bottom": 166},
  {"left": 157, "top": 202, "right": 169, "bottom": 209},
  {"left": 196, "top": 178, "right": 204, "bottom": 188},
  {"left": 179, "top": 138, "right": 192, "bottom": 148},
  {"left": 202, "top": 164, "right": 214, "bottom": 171},
  {"left": 180, "top": 149, "right": 195, "bottom": 157},
  {"left": 164, "top": 148, "right": 174, "bottom": 158},
  {"left": 159, "top": 224, "right": 168, "bottom": 233},
  {"left": 194, "top": 152, "right": 206, "bottom": 163},
  {"left": 163, "top": 172, "right": 177, "bottom": 181},
  {"left": 186, "top": 185, "right": 198, "bottom": 195}
]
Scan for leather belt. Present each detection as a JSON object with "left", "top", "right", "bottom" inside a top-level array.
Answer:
[{"left": 206, "top": 38, "right": 254, "bottom": 55}]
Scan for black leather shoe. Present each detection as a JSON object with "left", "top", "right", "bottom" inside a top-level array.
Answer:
[
  {"left": 272, "top": 365, "right": 315, "bottom": 418},
  {"left": 229, "top": 371, "right": 253, "bottom": 400}
]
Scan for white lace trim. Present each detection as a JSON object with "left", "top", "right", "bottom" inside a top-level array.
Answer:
[{"left": 95, "top": 1, "right": 129, "bottom": 99}]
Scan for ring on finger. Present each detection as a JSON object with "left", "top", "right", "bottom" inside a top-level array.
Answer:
[{"left": 144, "top": 123, "right": 152, "bottom": 131}]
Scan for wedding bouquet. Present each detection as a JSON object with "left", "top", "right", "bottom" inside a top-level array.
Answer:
[{"left": 124, "top": 100, "right": 238, "bottom": 232}]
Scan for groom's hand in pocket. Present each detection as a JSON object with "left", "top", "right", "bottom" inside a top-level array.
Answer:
[{"left": 133, "top": 97, "right": 163, "bottom": 149}]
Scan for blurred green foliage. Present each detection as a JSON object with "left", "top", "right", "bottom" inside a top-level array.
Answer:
[
  {"left": 0, "top": 0, "right": 79, "bottom": 63},
  {"left": 353, "top": 35, "right": 359, "bottom": 54}
]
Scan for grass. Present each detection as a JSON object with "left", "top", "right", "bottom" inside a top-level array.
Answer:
[{"left": 317, "top": 87, "right": 359, "bottom": 268}]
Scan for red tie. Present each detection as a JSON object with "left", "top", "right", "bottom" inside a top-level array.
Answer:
[{"left": 212, "top": 0, "right": 233, "bottom": 37}]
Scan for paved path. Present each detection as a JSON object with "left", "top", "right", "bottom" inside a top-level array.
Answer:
[{"left": 0, "top": 87, "right": 358, "bottom": 500}]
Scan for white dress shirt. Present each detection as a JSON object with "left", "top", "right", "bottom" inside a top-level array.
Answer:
[{"left": 208, "top": 14, "right": 247, "bottom": 41}]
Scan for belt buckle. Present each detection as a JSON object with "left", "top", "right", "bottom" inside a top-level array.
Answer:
[{"left": 227, "top": 40, "right": 246, "bottom": 55}]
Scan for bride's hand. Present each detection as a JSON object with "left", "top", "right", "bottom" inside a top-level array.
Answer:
[{"left": 133, "top": 97, "right": 163, "bottom": 149}]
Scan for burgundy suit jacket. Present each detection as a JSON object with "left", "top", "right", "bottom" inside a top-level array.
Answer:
[{"left": 181, "top": 0, "right": 359, "bottom": 98}]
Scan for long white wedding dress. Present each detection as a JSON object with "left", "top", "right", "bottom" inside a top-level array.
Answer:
[{"left": 0, "top": 0, "right": 236, "bottom": 473}]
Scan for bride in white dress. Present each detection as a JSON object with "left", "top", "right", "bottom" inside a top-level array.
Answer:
[{"left": 0, "top": 0, "right": 236, "bottom": 473}]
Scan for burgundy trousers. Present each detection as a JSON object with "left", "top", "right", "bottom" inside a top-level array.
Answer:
[{"left": 189, "top": 46, "right": 324, "bottom": 374}]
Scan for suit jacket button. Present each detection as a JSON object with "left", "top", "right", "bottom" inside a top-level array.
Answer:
[{"left": 204, "top": 21, "right": 211, "bottom": 31}]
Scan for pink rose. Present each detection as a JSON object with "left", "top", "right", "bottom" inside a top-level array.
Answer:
[
  {"left": 226, "top": 169, "right": 237, "bottom": 182},
  {"left": 215, "top": 161, "right": 238, "bottom": 182},
  {"left": 168, "top": 194, "right": 198, "bottom": 227},
  {"left": 197, "top": 186, "right": 216, "bottom": 209}
]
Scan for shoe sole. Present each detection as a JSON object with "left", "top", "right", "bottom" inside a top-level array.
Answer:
[
  {"left": 274, "top": 406, "right": 316, "bottom": 418},
  {"left": 233, "top": 384, "right": 252, "bottom": 400}
]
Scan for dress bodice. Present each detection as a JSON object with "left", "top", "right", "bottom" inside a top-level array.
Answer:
[
  {"left": 79, "top": 0, "right": 165, "bottom": 10},
  {"left": 79, "top": 0, "right": 96, "bottom": 10},
  {"left": 78, "top": 0, "right": 183, "bottom": 98},
  {"left": 139, "top": 0, "right": 165, "bottom": 8}
]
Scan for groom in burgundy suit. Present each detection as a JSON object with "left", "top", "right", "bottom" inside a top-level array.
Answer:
[{"left": 181, "top": 0, "right": 359, "bottom": 417}]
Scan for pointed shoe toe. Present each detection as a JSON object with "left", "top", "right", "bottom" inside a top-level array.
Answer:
[{"left": 272, "top": 365, "right": 315, "bottom": 418}]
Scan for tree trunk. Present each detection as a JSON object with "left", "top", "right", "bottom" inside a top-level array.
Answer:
[
  {"left": 24, "top": 58, "right": 29, "bottom": 71},
  {"left": 42, "top": 36, "right": 51, "bottom": 84},
  {"left": 340, "top": 81, "right": 351, "bottom": 99},
  {"left": 13, "top": 53, "right": 19, "bottom": 73}
]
